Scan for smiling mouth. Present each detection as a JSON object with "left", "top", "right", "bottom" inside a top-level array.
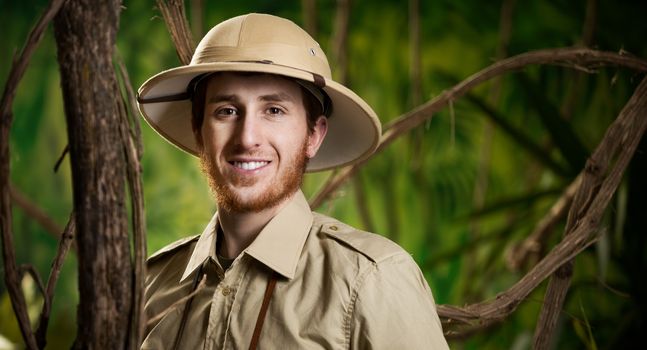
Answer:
[{"left": 231, "top": 161, "right": 270, "bottom": 171}]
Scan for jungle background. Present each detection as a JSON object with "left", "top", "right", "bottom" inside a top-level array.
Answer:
[{"left": 2, "top": 0, "right": 647, "bottom": 348}]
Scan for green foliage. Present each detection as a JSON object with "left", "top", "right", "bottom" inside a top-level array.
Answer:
[{"left": 2, "top": 0, "right": 647, "bottom": 348}]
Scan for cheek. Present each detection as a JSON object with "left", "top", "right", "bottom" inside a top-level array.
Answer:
[
  {"left": 200, "top": 137, "right": 222, "bottom": 163},
  {"left": 201, "top": 122, "right": 229, "bottom": 150}
]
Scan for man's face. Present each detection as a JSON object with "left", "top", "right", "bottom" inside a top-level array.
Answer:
[{"left": 198, "top": 73, "right": 327, "bottom": 213}]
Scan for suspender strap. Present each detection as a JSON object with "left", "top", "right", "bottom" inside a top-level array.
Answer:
[
  {"left": 173, "top": 265, "right": 204, "bottom": 350},
  {"left": 248, "top": 272, "right": 279, "bottom": 350}
]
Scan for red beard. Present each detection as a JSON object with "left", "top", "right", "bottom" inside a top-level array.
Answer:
[{"left": 199, "top": 140, "right": 309, "bottom": 213}]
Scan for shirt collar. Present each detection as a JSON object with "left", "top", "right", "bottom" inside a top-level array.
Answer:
[
  {"left": 180, "top": 212, "right": 219, "bottom": 282},
  {"left": 180, "top": 190, "right": 313, "bottom": 282}
]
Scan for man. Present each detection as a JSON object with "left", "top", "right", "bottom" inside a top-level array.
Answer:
[{"left": 137, "top": 13, "right": 448, "bottom": 349}]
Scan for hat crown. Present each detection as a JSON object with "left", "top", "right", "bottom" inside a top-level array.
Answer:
[{"left": 191, "top": 13, "right": 332, "bottom": 79}]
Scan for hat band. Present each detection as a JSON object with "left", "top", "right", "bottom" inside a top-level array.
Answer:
[
  {"left": 193, "top": 44, "right": 331, "bottom": 79},
  {"left": 136, "top": 73, "right": 208, "bottom": 104},
  {"left": 294, "top": 80, "right": 332, "bottom": 117},
  {"left": 138, "top": 62, "right": 332, "bottom": 117}
]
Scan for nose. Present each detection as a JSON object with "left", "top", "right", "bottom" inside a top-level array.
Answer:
[{"left": 234, "top": 114, "right": 261, "bottom": 150}]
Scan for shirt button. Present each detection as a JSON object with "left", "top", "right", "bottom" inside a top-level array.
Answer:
[{"left": 221, "top": 286, "right": 232, "bottom": 296}]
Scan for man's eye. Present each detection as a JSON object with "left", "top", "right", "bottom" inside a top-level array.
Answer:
[
  {"left": 216, "top": 107, "right": 237, "bottom": 116},
  {"left": 267, "top": 107, "right": 284, "bottom": 115}
]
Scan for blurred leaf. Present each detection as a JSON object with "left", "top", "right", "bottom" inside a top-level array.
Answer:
[
  {"left": 465, "top": 92, "right": 572, "bottom": 177},
  {"left": 0, "top": 289, "right": 22, "bottom": 345},
  {"left": 573, "top": 317, "right": 589, "bottom": 348},
  {"left": 515, "top": 73, "right": 590, "bottom": 174},
  {"left": 574, "top": 298, "right": 598, "bottom": 350},
  {"left": 465, "top": 186, "right": 562, "bottom": 219},
  {"left": 0, "top": 334, "right": 17, "bottom": 350}
]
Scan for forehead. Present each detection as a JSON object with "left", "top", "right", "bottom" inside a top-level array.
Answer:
[{"left": 204, "top": 72, "right": 303, "bottom": 100}]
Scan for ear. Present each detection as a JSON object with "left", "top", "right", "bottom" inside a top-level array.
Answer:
[{"left": 306, "top": 116, "right": 328, "bottom": 158}]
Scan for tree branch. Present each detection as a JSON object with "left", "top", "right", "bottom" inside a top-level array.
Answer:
[
  {"left": 331, "top": 0, "right": 351, "bottom": 84},
  {"left": 409, "top": 0, "right": 421, "bottom": 107},
  {"left": 533, "top": 76, "right": 647, "bottom": 350},
  {"left": 0, "top": 0, "right": 67, "bottom": 348},
  {"left": 438, "top": 226, "right": 599, "bottom": 336},
  {"left": 310, "top": 166, "right": 354, "bottom": 208},
  {"left": 34, "top": 212, "right": 76, "bottom": 348},
  {"left": 352, "top": 172, "right": 374, "bottom": 232},
  {"left": 116, "top": 55, "right": 147, "bottom": 350},
  {"left": 309, "top": 48, "right": 647, "bottom": 208},
  {"left": 438, "top": 75, "right": 647, "bottom": 338},
  {"left": 9, "top": 184, "right": 64, "bottom": 239},
  {"left": 561, "top": 0, "right": 597, "bottom": 121},
  {"left": 506, "top": 175, "right": 581, "bottom": 271},
  {"left": 53, "top": 144, "right": 69, "bottom": 173},
  {"left": 469, "top": 0, "right": 517, "bottom": 257},
  {"left": 189, "top": 0, "right": 204, "bottom": 39},
  {"left": 156, "top": 0, "right": 195, "bottom": 65},
  {"left": 301, "top": 0, "right": 318, "bottom": 38},
  {"left": 18, "top": 264, "right": 47, "bottom": 302}
]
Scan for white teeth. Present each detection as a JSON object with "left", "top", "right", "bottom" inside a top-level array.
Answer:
[{"left": 233, "top": 161, "right": 268, "bottom": 170}]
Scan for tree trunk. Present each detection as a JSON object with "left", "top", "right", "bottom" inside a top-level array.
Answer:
[{"left": 53, "top": 0, "right": 132, "bottom": 348}]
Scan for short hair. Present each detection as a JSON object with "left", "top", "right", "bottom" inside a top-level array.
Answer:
[{"left": 191, "top": 73, "right": 324, "bottom": 146}]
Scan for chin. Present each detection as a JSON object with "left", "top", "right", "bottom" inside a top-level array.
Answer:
[{"left": 214, "top": 182, "right": 291, "bottom": 214}]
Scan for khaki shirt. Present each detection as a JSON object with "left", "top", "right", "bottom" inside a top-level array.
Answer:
[{"left": 142, "top": 190, "right": 448, "bottom": 349}]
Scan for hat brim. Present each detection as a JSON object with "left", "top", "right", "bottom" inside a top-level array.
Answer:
[{"left": 138, "top": 62, "right": 381, "bottom": 172}]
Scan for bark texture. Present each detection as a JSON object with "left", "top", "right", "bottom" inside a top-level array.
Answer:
[
  {"left": 53, "top": 0, "right": 133, "bottom": 348},
  {"left": 533, "top": 75, "right": 647, "bottom": 350}
]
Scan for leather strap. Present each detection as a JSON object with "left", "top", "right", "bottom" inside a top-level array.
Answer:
[
  {"left": 248, "top": 272, "right": 279, "bottom": 350},
  {"left": 173, "top": 267, "right": 278, "bottom": 349},
  {"left": 137, "top": 73, "right": 210, "bottom": 104},
  {"left": 312, "top": 73, "right": 326, "bottom": 88},
  {"left": 174, "top": 265, "right": 204, "bottom": 350}
]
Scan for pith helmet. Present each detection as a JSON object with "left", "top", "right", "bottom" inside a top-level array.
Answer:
[{"left": 137, "top": 13, "right": 381, "bottom": 171}]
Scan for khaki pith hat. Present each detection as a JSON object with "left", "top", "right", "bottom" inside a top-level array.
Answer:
[{"left": 137, "top": 13, "right": 381, "bottom": 172}]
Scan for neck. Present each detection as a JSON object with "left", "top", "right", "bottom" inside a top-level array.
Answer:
[{"left": 217, "top": 191, "right": 297, "bottom": 259}]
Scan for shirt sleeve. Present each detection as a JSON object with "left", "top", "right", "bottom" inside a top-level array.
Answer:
[{"left": 348, "top": 252, "right": 449, "bottom": 350}]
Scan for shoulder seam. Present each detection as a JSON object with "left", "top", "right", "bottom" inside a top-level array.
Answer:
[
  {"left": 147, "top": 234, "right": 200, "bottom": 264},
  {"left": 320, "top": 228, "right": 405, "bottom": 264}
]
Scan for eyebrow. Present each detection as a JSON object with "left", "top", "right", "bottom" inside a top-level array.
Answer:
[
  {"left": 259, "top": 92, "right": 296, "bottom": 103},
  {"left": 206, "top": 92, "right": 296, "bottom": 105},
  {"left": 207, "top": 94, "right": 239, "bottom": 104}
]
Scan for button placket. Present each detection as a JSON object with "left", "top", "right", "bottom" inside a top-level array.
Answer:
[
  {"left": 206, "top": 254, "right": 251, "bottom": 349},
  {"left": 205, "top": 259, "right": 230, "bottom": 346},
  {"left": 221, "top": 255, "right": 252, "bottom": 349},
  {"left": 221, "top": 285, "right": 233, "bottom": 296}
]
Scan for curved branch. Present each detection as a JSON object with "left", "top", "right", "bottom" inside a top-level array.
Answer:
[
  {"left": 533, "top": 70, "right": 647, "bottom": 350},
  {"left": 505, "top": 175, "right": 581, "bottom": 271},
  {"left": 35, "top": 213, "right": 75, "bottom": 348},
  {"left": 0, "top": 0, "right": 67, "bottom": 117},
  {"left": 0, "top": 0, "right": 67, "bottom": 348},
  {"left": 438, "top": 222, "right": 599, "bottom": 336},
  {"left": 18, "top": 264, "right": 47, "bottom": 302},
  {"left": 310, "top": 47, "right": 647, "bottom": 208},
  {"left": 9, "top": 184, "right": 64, "bottom": 239},
  {"left": 439, "top": 75, "right": 647, "bottom": 337}
]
